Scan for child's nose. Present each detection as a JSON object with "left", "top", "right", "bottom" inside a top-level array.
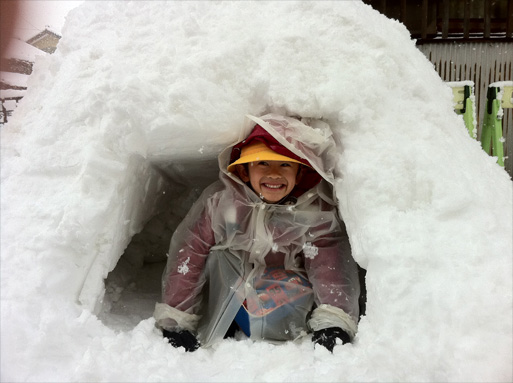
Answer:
[{"left": 267, "top": 165, "right": 282, "bottom": 177}]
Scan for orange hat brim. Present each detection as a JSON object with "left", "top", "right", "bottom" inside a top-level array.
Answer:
[{"left": 227, "top": 141, "right": 302, "bottom": 173}]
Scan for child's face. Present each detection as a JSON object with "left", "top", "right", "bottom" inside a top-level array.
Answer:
[{"left": 237, "top": 160, "right": 302, "bottom": 203}]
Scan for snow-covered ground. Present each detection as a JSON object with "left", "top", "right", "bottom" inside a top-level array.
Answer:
[{"left": 1, "top": 1, "right": 512, "bottom": 382}]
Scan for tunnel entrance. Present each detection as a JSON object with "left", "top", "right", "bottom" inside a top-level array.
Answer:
[
  {"left": 97, "top": 156, "right": 220, "bottom": 331},
  {"left": 96, "top": 154, "right": 367, "bottom": 331}
]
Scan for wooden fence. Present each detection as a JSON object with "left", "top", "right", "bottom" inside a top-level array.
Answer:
[{"left": 363, "top": 0, "right": 513, "bottom": 43}]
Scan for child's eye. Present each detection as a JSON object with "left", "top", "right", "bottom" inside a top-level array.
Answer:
[
  {"left": 257, "top": 161, "right": 269, "bottom": 166},
  {"left": 281, "top": 163, "right": 291, "bottom": 167}
]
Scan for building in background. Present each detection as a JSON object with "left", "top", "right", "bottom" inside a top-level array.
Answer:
[
  {"left": 26, "top": 28, "right": 62, "bottom": 54},
  {"left": 0, "top": 29, "right": 60, "bottom": 125}
]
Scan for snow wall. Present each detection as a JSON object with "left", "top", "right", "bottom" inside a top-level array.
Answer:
[{"left": 1, "top": 1, "right": 512, "bottom": 382}]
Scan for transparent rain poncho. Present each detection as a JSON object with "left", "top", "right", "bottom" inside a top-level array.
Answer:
[{"left": 154, "top": 114, "right": 360, "bottom": 347}]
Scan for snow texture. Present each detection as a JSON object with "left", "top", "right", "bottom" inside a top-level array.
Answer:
[
  {"left": 1, "top": 1, "right": 512, "bottom": 382},
  {"left": 177, "top": 257, "right": 190, "bottom": 275},
  {"left": 302, "top": 242, "right": 319, "bottom": 259}
]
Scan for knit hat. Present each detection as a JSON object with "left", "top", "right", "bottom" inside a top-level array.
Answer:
[{"left": 227, "top": 141, "right": 302, "bottom": 173}]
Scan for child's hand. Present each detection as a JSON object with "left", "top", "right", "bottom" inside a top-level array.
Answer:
[
  {"left": 312, "top": 327, "right": 350, "bottom": 352},
  {"left": 163, "top": 329, "right": 200, "bottom": 352}
]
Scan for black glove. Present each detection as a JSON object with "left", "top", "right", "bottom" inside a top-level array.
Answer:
[
  {"left": 163, "top": 329, "right": 200, "bottom": 352},
  {"left": 312, "top": 327, "right": 351, "bottom": 352}
]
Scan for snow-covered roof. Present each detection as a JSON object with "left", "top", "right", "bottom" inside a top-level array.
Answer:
[
  {"left": 1, "top": 99, "right": 22, "bottom": 113},
  {"left": 3, "top": 38, "right": 47, "bottom": 62},
  {"left": 0, "top": 88, "right": 26, "bottom": 99},
  {"left": 26, "top": 28, "right": 61, "bottom": 45},
  {"left": 0, "top": 71, "right": 30, "bottom": 88}
]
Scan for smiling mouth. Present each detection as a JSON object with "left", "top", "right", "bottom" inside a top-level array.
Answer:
[{"left": 263, "top": 183, "right": 285, "bottom": 190}]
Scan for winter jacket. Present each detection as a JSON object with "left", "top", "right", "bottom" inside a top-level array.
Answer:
[{"left": 154, "top": 114, "right": 360, "bottom": 347}]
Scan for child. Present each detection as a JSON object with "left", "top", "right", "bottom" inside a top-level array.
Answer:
[{"left": 154, "top": 113, "right": 360, "bottom": 352}]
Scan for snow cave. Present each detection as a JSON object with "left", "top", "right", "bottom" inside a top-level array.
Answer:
[{"left": 1, "top": 1, "right": 511, "bottom": 382}]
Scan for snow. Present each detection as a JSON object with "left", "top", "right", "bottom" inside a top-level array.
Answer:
[
  {"left": 0, "top": 71, "right": 30, "bottom": 88},
  {"left": 302, "top": 242, "right": 319, "bottom": 259},
  {"left": 0, "top": 89, "right": 26, "bottom": 99},
  {"left": 2, "top": 38, "right": 47, "bottom": 62},
  {"left": 177, "top": 257, "right": 191, "bottom": 275},
  {"left": 1, "top": 1, "right": 512, "bottom": 382},
  {"left": 446, "top": 80, "right": 475, "bottom": 87},
  {"left": 490, "top": 81, "right": 513, "bottom": 88}
]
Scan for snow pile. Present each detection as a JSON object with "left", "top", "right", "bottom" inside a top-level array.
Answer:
[{"left": 1, "top": 1, "right": 512, "bottom": 382}]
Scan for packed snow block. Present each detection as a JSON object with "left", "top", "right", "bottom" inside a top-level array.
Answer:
[
  {"left": 77, "top": 152, "right": 170, "bottom": 313},
  {"left": 0, "top": 1, "right": 512, "bottom": 382}
]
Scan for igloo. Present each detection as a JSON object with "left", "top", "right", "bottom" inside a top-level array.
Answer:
[{"left": 1, "top": 1, "right": 511, "bottom": 382}]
